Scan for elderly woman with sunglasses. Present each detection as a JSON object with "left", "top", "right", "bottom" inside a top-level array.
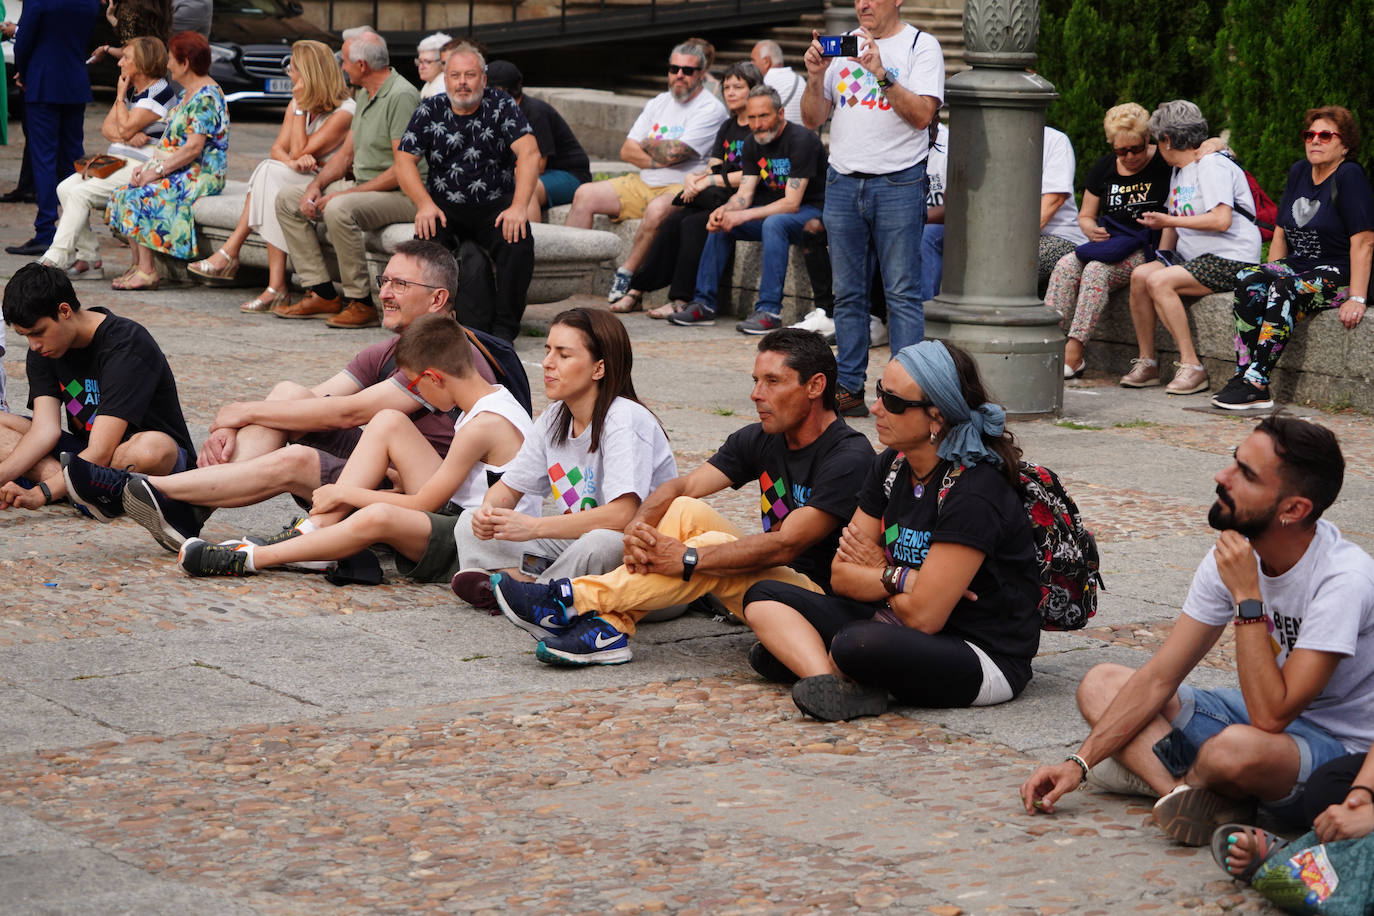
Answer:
[
  {"left": 1046, "top": 103, "right": 1174, "bottom": 379},
  {"left": 741, "top": 340, "right": 1041, "bottom": 722},
  {"left": 1211, "top": 106, "right": 1374, "bottom": 410}
]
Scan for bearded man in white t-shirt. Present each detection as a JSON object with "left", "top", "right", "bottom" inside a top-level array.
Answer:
[{"left": 1020, "top": 414, "right": 1374, "bottom": 848}]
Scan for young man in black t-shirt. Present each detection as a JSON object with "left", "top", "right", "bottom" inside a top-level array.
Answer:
[
  {"left": 0, "top": 263, "right": 194, "bottom": 514},
  {"left": 489, "top": 328, "right": 875, "bottom": 665}
]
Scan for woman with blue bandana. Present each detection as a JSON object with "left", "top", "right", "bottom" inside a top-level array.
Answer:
[{"left": 742, "top": 340, "right": 1042, "bottom": 721}]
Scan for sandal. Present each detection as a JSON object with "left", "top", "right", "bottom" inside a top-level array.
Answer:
[
  {"left": 1210, "top": 823, "right": 1288, "bottom": 883},
  {"left": 609, "top": 290, "right": 643, "bottom": 313},
  {"left": 240, "top": 286, "right": 286, "bottom": 313},
  {"left": 646, "top": 302, "right": 677, "bottom": 319},
  {"left": 188, "top": 247, "right": 239, "bottom": 281},
  {"left": 112, "top": 268, "right": 159, "bottom": 291}
]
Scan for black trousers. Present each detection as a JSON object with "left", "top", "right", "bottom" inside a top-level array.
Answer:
[
  {"left": 633, "top": 205, "right": 712, "bottom": 303},
  {"left": 434, "top": 198, "right": 534, "bottom": 342},
  {"left": 1299, "top": 752, "right": 1368, "bottom": 824}
]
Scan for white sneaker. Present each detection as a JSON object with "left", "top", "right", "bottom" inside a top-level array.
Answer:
[
  {"left": 1086, "top": 758, "right": 1157, "bottom": 798},
  {"left": 869, "top": 315, "right": 888, "bottom": 348},
  {"left": 790, "top": 308, "right": 835, "bottom": 338}
]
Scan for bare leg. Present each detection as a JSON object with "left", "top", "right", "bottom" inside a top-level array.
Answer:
[
  {"left": 206, "top": 196, "right": 254, "bottom": 266},
  {"left": 1076, "top": 663, "right": 1183, "bottom": 796},
  {"left": 254, "top": 502, "right": 433, "bottom": 569},
  {"left": 1065, "top": 336, "right": 1085, "bottom": 369},
  {"left": 525, "top": 180, "right": 548, "bottom": 224},
  {"left": 109, "top": 431, "right": 180, "bottom": 476},
  {"left": 620, "top": 193, "right": 674, "bottom": 273},
  {"left": 564, "top": 180, "right": 621, "bottom": 230},
  {"left": 742, "top": 600, "right": 841, "bottom": 679},
  {"left": 1189, "top": 725, "right": 1301, "bottom": 801},
  {"left": 1146, "top": 267, "right": 1212, "bottom": 367},
  {"left": 150, "top": 443, "right": 323, "bottom": 506},
  {"left": 225, "top": 380, "right": 320, "bottom": 464},
  {"left": 309, "top": 409, "right": 443, "bottom": 528},
  {"left": 0, "top": 416, "right": 60, "bottom": 482},
  {"left": 1128, "top": 261, "right": 1165, "bottom": 360}
]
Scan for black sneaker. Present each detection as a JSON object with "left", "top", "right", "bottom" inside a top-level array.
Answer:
[
  {"left": 668, "top": 301, "right": 716, "bottom": 327},
  {"left": 834, "top": 384, "right": 869, "bottom": 418},
  {"left": 123, "top": 477, "right": 204, "bottom": 552},
  {"left": 1210, "top": 376, "right": 1274, "bottom": 411},
  {"left": 60, "top": 452, "right": 130, "bottom": 522},
  {"left": 735, "top": 310, "right": 781, "bottom": 335},
  {"left": 178, "top": 538, "right": 256, "bottom": 577},
  {"left": 748, "top": 642, "right": 798, "bottom": 684},
  {"left": 791, "top": 674, "right": 889, "bottom": 721}
]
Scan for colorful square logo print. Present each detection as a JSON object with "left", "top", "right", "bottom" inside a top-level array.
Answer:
[
  {"left": 835, "top": 65, "right": 872, "bottom": 108},
  {"left": 549, "top": 462, "right": 586, "bottom": 511},
  {"left": 758, "top": 471, "right": 790, "bottom": 532}
]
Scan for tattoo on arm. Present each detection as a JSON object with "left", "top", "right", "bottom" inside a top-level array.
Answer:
[
  {"left": 646, "top": 139, "right": 695, "bottom": 167},
  {"left": 787, "top": 178, "right": 804, "bottom": 190}
]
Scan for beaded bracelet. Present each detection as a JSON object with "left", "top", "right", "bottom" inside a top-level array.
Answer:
[{"left": 1065, "top": 753, "right": 1090, "bottom": 784}]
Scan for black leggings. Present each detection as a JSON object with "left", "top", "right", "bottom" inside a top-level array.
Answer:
[
  {"left": 745, "top": 580, "right": 1024, "bottom": 708},
  {"left": 633, "top": 206, "right": 712, "bottom": 302},
  {"left": 1300, "top": 752, "right": 1368, "bottom": 824}
]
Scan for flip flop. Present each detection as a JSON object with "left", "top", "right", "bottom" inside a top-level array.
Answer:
[
  {"left": 1210, "top": 822, "right": 1288, "bottom": 883},
  {"left": 609, "top": 290, "right": 643, "bottom": 313}
]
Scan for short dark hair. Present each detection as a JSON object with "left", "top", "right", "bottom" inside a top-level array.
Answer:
[
  {"left": 721, "top": 61, "right": 762, "bottom": 89},
  {"left": 1305, "top": 105, "right": 1361, "bottom": 157},
  {"left": 756, "top": 328, "right": 837, "bottom": 411},
  {"left": 169, "top": 31, "right": 211, "bottom": 76},
  {"left": 2, "top": 262, "right": 80, "bottom": 327},
  {"left": 1257, "top": 411, "right": 1344, "bottom": 523},
  {"left": 392, "top": 239, "right": 460, "bottom": 304},
  {"left": 395, "top": 313, "right": 474, "bottom": 378}
]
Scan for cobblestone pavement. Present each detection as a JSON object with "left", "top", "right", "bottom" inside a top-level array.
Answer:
[{"left": 5, "top": 110, "right": 1369, "bottom": 914}]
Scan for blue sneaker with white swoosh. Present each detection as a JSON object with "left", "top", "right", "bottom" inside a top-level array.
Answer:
[
  {"left": 536, "top": 615, "right": 632, "bottom": 666},
  {"left": 492, "top": 573, "right": 576, "bottom": 640}
]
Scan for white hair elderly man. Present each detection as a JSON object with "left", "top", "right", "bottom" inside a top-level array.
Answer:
[
  {"left": 750, "top": 40, "right": 804, "bottom": 125},
  {"left": 274, "top": 26, "right": 424, "bottom": 330}
]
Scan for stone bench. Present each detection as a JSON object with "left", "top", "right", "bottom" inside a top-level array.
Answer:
[
  {"left": 1084, "top": 288, "right": 1374, "bottom": 411},
  {"left": 181, "top": 181, "right": 622, "bottom": 304}
]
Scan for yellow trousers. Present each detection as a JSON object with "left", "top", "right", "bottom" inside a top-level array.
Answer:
[{"left": 570, "top": 497, "right": 821, "bottom": 636}]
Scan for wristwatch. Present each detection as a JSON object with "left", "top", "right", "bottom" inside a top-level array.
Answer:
[
  {"left": 681, "top": 547, "right": 699, "bottom": 582},
  {"left": 1235, "top": 598, "right": 1267, "bottom": 625},
  {"left": 1351, "top": 295, "right": 1367, "bottom": 305},
  {"left": 875, "top": 72, "right": 892, "bottom": 89}
]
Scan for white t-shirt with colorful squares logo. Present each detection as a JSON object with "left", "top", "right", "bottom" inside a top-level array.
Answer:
[
  {"left": 627, "top": 89, "right": 728, "bottom": 187},
  {"left": 821, "top": 24, "right": 945, "bottom": 175},
  {"left": 499, "top": 397, "right": 678, "bottom": 514}
]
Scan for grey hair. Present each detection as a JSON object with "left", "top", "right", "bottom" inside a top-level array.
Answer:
[
  {"left": 747, "top": 84, "right": 782, "bottom": 110},
  {"left": 721, "top": 60, "right": 762, "bottom": 88},
  {"left": 1148, "top": 100, "right": 1209, "bottom": 150},
  {"left": 752, "top": 39, "right": 784, "bottom": 66},
  {"left": 342, "top": 27, "right": 389, "bottom": 69},
  {"left": 445, "top": 40, "right": 486, "bottom": 70},
  {"left": 393, "top": 239, "right": 460, "bottom": 303},
  {"left": 417, "top": 32, "right": 452, "bottom": 55},
  {"left": 670, "top": 42, "right": 707, "bottom": 69}
]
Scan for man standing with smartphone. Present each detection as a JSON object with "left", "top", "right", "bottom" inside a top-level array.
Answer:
[{"left": 801, "top": 0, "right": 944, "bottom": 417}]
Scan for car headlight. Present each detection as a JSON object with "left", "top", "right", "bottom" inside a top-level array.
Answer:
[{"left": 209, "top": 44, "right": 237, "bottom": 64}]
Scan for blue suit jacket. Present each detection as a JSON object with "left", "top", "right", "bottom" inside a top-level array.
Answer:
[{"left": 14, "top": 0, "right": 101, "bottom": 104}]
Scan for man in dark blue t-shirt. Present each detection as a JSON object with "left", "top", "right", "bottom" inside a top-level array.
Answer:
[
  {"left": 489, "top": 328, "right": 876, "bottom": 665},
  {"left": 394, "top": 41, "right": 541, "bottom": 342}
]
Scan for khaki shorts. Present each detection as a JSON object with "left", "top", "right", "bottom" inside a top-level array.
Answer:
[
  {"left": 607, "top": 173, "right": 681, "bottom": 221},
  {"left": 394, "top": 507, "right": 464, "bottom": 583}
]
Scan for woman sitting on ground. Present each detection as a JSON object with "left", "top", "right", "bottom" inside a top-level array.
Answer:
[
  {"left": 105, "top": 30, "right": 228, "bottom": 291},
  {"left": 38, "top": 36, "right": 175, "bottom": 281},
  {"left": 1047, "top": 103, "right": 1173, "bottom": 379},
  {"left": 1122, "top": 99, "right": 1261, "bottom": 396},
  {"left": 741, "top": 340, "right": 1041, "bottom": 722},
  {"left": 448, "top": 308, "right": 678, "bottom": 607},
  {"left": 613, "top": 61, "right": 762, "bottom": 316},
  {"left": 188, "top": 39, "right": 354, "bottom": 313},
  {"left": 1211, "top": 106, "right": 1374, "bottom": 411},
  {"left": 415, "top": 31, "right": 451, "bottom": 99}
]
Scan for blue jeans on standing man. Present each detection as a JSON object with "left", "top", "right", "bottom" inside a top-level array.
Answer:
[
  {"left": 823, "top": 162, "right": 928, "bottom": 394},
  {"left": 691, "top": 205, "right": 823, "bottom": 316}
]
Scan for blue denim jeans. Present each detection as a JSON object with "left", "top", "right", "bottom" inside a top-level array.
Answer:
[
  {"left": 693, "top": 205, "right": 823, "bottom": 316},
  {"left": 823, "top": 163, "right": 928, "bottom": 391},
  {"left": 920, "top": 223, "right": 944, "bottom": 302}
]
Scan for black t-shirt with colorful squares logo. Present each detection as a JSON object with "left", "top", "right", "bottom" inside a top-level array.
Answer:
[
  {"left": 739, "top": 121, "right": 827, "bottom": 208},
  {"left": 707, "top": 418, "right": 873, "bottom": 590},
  {"left": 711, "top": 118, "right": 753, "bottom": 174},
  {"left": 857, "top": 449, "right": 1040, "bottom": 663}
]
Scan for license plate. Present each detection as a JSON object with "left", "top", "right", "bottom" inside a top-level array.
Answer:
[{"left": 265, "top": 77, "right": 292, "bottom": 94}]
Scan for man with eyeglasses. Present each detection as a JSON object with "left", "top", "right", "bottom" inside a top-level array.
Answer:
[
  {"left": 62, "top": 242, "right": 519, "bottom": 553},
  {"left": 395, "top": 40, "right": 540, "bottom": 341},
  {"left": 486, "top": 328, "right": 875, "bottom": 666},
  {"left": 563, "top": 41, "right": 726, "bottom": 305}
]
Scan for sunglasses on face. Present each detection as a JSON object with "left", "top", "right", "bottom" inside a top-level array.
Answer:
[
  {"left": 875, "top": 380, "right": 934, "bottom": 414},
  {"left": 668, "top": 64, "right": 700, "bottom": 76},
  {"left": 1113, "top": 143, "right": 1147, "bottom": 157},
  {"left": 1302, "top": 130, "right": 1341, "bottom": 144},
  {"left": 375, "top": 274, "right": 443, "bottom": 292},
  {"left": 405, "top": 369, "right": 442, "bottom": 394}
]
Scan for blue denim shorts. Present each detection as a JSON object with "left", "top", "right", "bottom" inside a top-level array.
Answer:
[{"left": 1161, "top": 685, "right": 1351, "bottom": 815}]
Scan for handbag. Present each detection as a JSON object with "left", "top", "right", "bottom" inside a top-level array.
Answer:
[
  {"left": 73, "top": 154, "right": 128, "bottom": 180},
  {"left": 672, "top": 184, "right": 733, "bottom": 212},
  {"left": 1074, "top": 212, "right": 1155, "bottom": 264}
]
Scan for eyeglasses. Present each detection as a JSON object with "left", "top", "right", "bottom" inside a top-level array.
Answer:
[
  {"left": 875, "top": 380, "right": 934, "bottom": 415},
  {"left": 1113, "top": 143, "right": 1146, "bottom": 157},
  {"left": 668, "top": 64, "right": 700, "bottom": 76},
  {"left": 405, "top": 369, "right": 442, "bottom": 394},
  {"left": 376, "top": 274, "right": 443, "bottom": 292},
  {"left": 1302, "top": 129, "right": 1341, "bottom": 144},
  {"left": 415, "top": 56, "right": 440, "bottom": 66}
]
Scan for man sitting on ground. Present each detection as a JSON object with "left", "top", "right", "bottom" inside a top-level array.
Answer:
[
  {"left": 1020, "top": 414, "right": 1374, "bottom": 846},
  {"left": 486, "top": 328, "right": 876, "bottom": 666},
  {"left": 0, "top": 263, "right": 195, "bottom": 512},
  {"left": 177, "top": 313, "right": 538, "bottom": 581},
  {"left": 62, "top": 241, "right": 513, "bottom": 549},
  {"left": 564, "top": 41, "right": 725, "bottom": 306},
  {"left": 668, "top": 85, "right": 826, "bottom": 335}
]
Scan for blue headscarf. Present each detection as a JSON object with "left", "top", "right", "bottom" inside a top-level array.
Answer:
[{"left": 892, "top": 340, "right": 1007, "bottom": 468}]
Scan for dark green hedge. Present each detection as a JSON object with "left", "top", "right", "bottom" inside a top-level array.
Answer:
[{"left": 1036, "top": 0, "right": 1374, "bottom": 198}]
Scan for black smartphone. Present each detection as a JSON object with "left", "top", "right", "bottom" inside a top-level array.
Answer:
[
  {"left": 1151, "top": 729, "right": 1196, "bottom": 778},
  {"left": 818, "top": 35, "right": 859, "bottom": 58}
]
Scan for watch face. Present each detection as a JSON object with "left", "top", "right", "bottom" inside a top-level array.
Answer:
[{"left": 1238, "top": 600, "right": 1265, "bottom": 620}]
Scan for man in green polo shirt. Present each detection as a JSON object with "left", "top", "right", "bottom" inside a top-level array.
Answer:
[{"left": 275, "top": 26, "right": 424, "bottom": 329}]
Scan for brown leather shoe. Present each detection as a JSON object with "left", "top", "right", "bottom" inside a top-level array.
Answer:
[
  {"left": 326, "top": 299, "right": 380, "bottom": 329},
  {"left": 274, "top": 290, "right": 342, "bottom": 319}
]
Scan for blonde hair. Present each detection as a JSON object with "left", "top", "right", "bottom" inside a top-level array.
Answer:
[
  {"left": 126, "top": 36, "right": 168, "bottom": 81},
  {"left": 1103, "top": 103, "right": 1150, "bottom": 145},
  {"left": 291, "top": 39, "right": 351, "bottom": 115}
]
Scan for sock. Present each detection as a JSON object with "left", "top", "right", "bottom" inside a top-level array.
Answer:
[{"left": 310, "top": 282, "right": 338, "bottom": 300}]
